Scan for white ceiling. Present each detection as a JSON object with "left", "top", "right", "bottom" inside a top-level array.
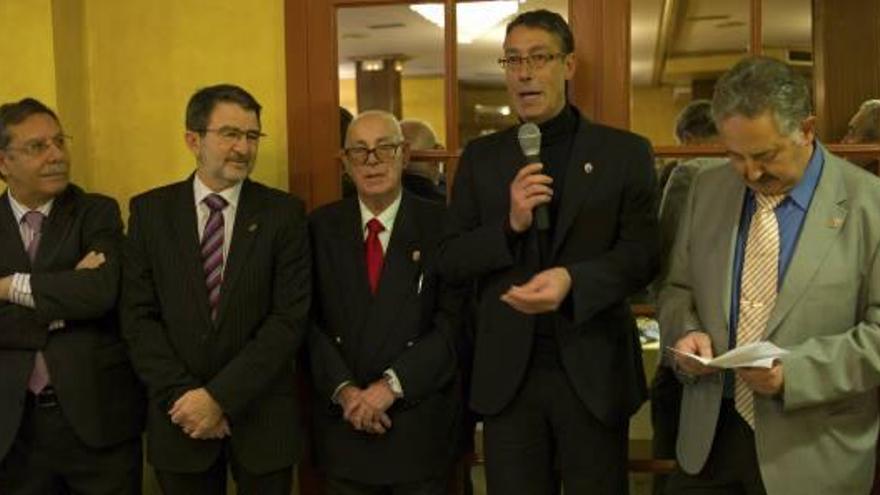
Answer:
[{"left": 336, "top": 0, "right": 813, "bottom": 86}]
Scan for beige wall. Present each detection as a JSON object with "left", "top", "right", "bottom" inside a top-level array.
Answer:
[
  {"left": 4, "top": 0, "right": 290, "bottom": 220},
  {"left": 631, "top": 85, "right": 689, "bottom": 147}
]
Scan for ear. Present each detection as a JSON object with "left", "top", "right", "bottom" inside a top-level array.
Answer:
[
  {"left": 0, "top": 151, "right": 9, "bottom": 179},
  {"left": 800, "top": 116, "right": 817, "bottom": 144},
  {"left": 184, "top": 131, "right": 201, "bottom": 154},
  {"left": 563, "top": 52, "right": 576, "bottom": 80},
  {"left": 400, "top": 141, "right": 411, "bottom": 170}
]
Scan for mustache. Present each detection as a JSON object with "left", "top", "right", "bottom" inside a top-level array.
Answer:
[
  {"left": 42, "top": 161, "right": 68, "bottom": 174},
  {"left": 227, "top": 153, "right": 251, "bottom": 163}
]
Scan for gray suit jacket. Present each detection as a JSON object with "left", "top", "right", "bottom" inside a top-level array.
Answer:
[{"left": 658, "top": 147, "right": 880, "bottom": 494}]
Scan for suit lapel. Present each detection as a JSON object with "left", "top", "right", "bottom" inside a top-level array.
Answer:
[
  {"left": 766, "top": 151, "right": 846, "bottom": 337},
  {"left": 215, "top": 180, "right": 262, "bottom": 325},
  {"left": 0, "top": 192, "right": 30, "bottom": 270},
  {"left": 708, "top": 169, "right": 747, "bottom": 347},
  {"left": 171, "top": 178, "right": 213, "bottom": 326},
  {"left": 34, "top": 187, "right": 75, "bottom": 270},
  {"left": 551, "top": 118, "right": 603, "bottom": 258}
]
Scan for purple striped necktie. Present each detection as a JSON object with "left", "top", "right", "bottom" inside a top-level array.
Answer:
[
  {"left": 201, "top": 194, "right": 228, "bottom": 321},
  {"left": 23, "top": 211, "right": 51, "bottom": 394}
]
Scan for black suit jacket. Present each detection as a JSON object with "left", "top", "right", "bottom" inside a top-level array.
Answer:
[
  {"left": 0, "top": 185, "right": 144, "bottom": 458},
  {"left": 121, "top": 177, "right": 310, "bottom": 474},
  {"left": 308, "top": 193, "right": 461, "bottom": 484},
  {"left": 438, "top": 110, "right": 660, "bottom": 425}
]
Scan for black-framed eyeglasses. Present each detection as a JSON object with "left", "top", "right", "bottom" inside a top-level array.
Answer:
[
  {"left": 2, "top": 134, "right": 71, "bottom": 157},
  {"left": 201, "top": 127, "right": 266, "bottom": 144},
  {"left": 498, "top": 52, "right": 567, "bottom": 71},
  {"left": 344, "top": 143, "right": 402, "bottom": 165}
]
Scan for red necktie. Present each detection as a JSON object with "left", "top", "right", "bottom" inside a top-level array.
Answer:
[{"left": 365, "top": 218, "right": 385, "bottom": 294}]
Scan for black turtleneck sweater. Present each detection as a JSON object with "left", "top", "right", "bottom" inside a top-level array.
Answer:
[{"left": 532, "top": 105, "right": 579, "bottom": 367}]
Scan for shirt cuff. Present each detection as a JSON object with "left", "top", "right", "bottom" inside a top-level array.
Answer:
[
  {"left": 383, "top": 369, "right": 404, "bottom": 398},
  {"left": 331, "top": 380, "right": 353, "bottom": 404},
  {"left": 9, "top": 273, "right": 35, "bottom": 308}
]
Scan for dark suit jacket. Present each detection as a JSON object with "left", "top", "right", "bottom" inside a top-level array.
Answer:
[
  {"left": 438, "top": 109, "right": 660, "bottom": 425},
  {"left": 121, "top": 177, "right": 310, "bottom": 474},
  {"left": 0, "top": 184, "right": 144, "bottom": 459},
  {"left": 308, "top": 193, "right": 461, "bottom": 484}
]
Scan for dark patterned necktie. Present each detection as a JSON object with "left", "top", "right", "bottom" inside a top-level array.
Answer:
[
  {"left": 201, "top": 194, "right": 228, "bottom": 321},
  {"left": 23, "top": 211, "right": 51, "bottom": 393},
  {"left": 365, "top": 218, "right": 385, "bottom": 294}
]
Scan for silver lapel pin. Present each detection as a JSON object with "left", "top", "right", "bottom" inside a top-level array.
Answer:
[
  {"left": 584, "top": 162, "right": 594, "bottom": 174},
  {"left": 248, "top": 223, "right": 258, "bottom": 233}
]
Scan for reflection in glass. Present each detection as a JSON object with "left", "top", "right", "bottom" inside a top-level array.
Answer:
[
  {"left": 631, "top": 0, "right": 750, "bottom": 146},
  {"left": 336, "top": 3, "right": 446, "bottom": 146}
]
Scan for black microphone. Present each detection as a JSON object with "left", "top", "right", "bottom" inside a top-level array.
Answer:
[{"left": 517, "top": 122, "right": 550, "bottom": 231}]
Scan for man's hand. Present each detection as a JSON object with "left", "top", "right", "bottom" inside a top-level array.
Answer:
[
  {"left": 195, "top": 417, "right": 231, "bottom": 440},
  {"left": 501, "top": 267, "right": 571, "bottom": 314},
  {"left": 673, "top": 331, "right": 719, "bottom": 376},
  {"left": 169, "top": 388, "right": 225, "bottom": 439},
  {"left": 338, "top": 384, "right": 392, "bottom": 434},
  {"left": 0, "top": 275, "right": 11, "bottom": 302},
  {"left": 509, "top": 163, "right": 553, "bottom": 233},
  {"left": 737, "top": 362, "right": 784, "bottom": 396},
  {"left": 75, "top": 251, "right": 106, "bottom": 270}
]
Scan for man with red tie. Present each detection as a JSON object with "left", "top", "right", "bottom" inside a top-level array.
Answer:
[
  {"left": 121, "top": 84, "right": 310, "bottom": 494},
  {"left": 0, "top": 98, "right": 144, "bottom": 494},
  {"left": 308, "top": 110, "right": 462, "bottom": 494}
]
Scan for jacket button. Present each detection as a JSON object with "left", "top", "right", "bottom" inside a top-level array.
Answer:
[
  {"left": 335, "top": 336, "right": 342, "bottom": 345},
  {"left": 406, "top": 340, "right": 414, "bottom": 348}
]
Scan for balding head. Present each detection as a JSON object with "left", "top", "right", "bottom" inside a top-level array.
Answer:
[{"left": 342, "top": 110, "right": 408, "bottom": 214}]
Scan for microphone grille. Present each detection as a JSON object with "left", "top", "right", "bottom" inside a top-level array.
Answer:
[{"left": 517, "top": 122, "right": 541, "bottom": 158}]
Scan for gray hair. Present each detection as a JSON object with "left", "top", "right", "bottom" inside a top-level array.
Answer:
[
  {"left": 852, "top": 99, "right": 880, "bottom": 142},
  {"left": 674, "top": 99, "right": 717, "bottom": 143},
  {"left": 712, "top": 56, "right": 812, "bottom": 138}
]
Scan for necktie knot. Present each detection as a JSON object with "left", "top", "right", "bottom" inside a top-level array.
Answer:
[
  {"left": 366, "top": 218, "right": 385, "bottom": 235},
  {"left": 22, "top": 210, "right": 45, "bottom": 231},
  {"left": 755, "top": 193, "right": 785, "bottom": 212},
  {"left": 204, "top": 194, "right": 228, "bottom": 212}
]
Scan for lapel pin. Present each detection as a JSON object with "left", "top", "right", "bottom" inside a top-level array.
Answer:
[
  {"left": 248, "top": 223, "right": 258, "bottom": 233},
  {"left": 583, "top": 162, "right": 593, "bottom": 174},
  {"left": 412, "top": 250, "right": 421, "bottom": 262},
  {"left": 828, "top": 217, "right": 843, "bottom": 229}
]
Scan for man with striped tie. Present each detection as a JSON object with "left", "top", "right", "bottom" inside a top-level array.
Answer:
[
  {"left": 659, "top": 56, "right": 880, "bottom": 495},
  {"left": 0, "top": 98, "right": 144, "bottom": 493},
  {"left": 122, "top": 84, "right": 310, "bottom": 494}
]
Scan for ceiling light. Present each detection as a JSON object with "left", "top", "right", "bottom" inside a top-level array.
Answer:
[{"left": 411, "top": 1, "right": 519, "bottom": 44}]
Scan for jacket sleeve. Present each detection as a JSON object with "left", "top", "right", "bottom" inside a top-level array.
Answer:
[
  {"left": 566, "top": 136, "right": 660, "bottom": 326},
  {"left": 31, "top": 197, "right": 123, "bottom": 322},
  {"left": 121, "top": 198, "right": 202, "bottom": 409}
]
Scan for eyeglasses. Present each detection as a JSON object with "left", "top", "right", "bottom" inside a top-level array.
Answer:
[
  {"left": 343, "top": 143, "right": 402, "bottom": 165},
  {"left": 498, "top": 52, "right": 567, "bottom": 71},
  {"left": 2, "top": 134, "right": 71, "bottom": 157},
  {"left": 201, "top": 127, "right": 266, "bottom": 144}
]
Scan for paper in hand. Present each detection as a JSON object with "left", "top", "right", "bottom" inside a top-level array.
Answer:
[{"left": 667, "top": 341, "right": 789, "bottom": 369}]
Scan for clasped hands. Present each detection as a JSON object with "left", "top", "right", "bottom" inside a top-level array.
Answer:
[
  {"left": 337, "top": 379, "right": 397, "bottom": 435},
  {"left": 673, "top": 331, "right": 784, "bottom": 396},
  {"left": 169, "top": 387, "right": 230, "bottom": 440}
]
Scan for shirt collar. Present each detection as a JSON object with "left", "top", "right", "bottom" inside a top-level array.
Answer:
[
  {"left": 193, "top": 174, "right": 243, "bottom": 211},
  {"left": 359, "top": 192, "right": 402, "bottom": 234},
  {"left": 787, "top": 140, "right": 824, "bottom": 211},
  {"left": 6, "top": 189, "right": 53, "bottom": 224}
]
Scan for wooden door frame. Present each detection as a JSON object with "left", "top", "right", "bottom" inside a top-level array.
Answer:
[{"left": 286, "top": 0, "right": 632, "bottom": 211}]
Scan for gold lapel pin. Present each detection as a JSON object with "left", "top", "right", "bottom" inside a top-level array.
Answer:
[
  {"left": 248, "top": 223, "right": 258, "bottom": 232},
  {"left": 828, "top": 217, "right": 843, "bottom": 229},
  {"left": 412, "top": 250, "right": 421, "bottom": 262},
  {"left": 584, "top": 162, "right": 594, "bottom": 174}
]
